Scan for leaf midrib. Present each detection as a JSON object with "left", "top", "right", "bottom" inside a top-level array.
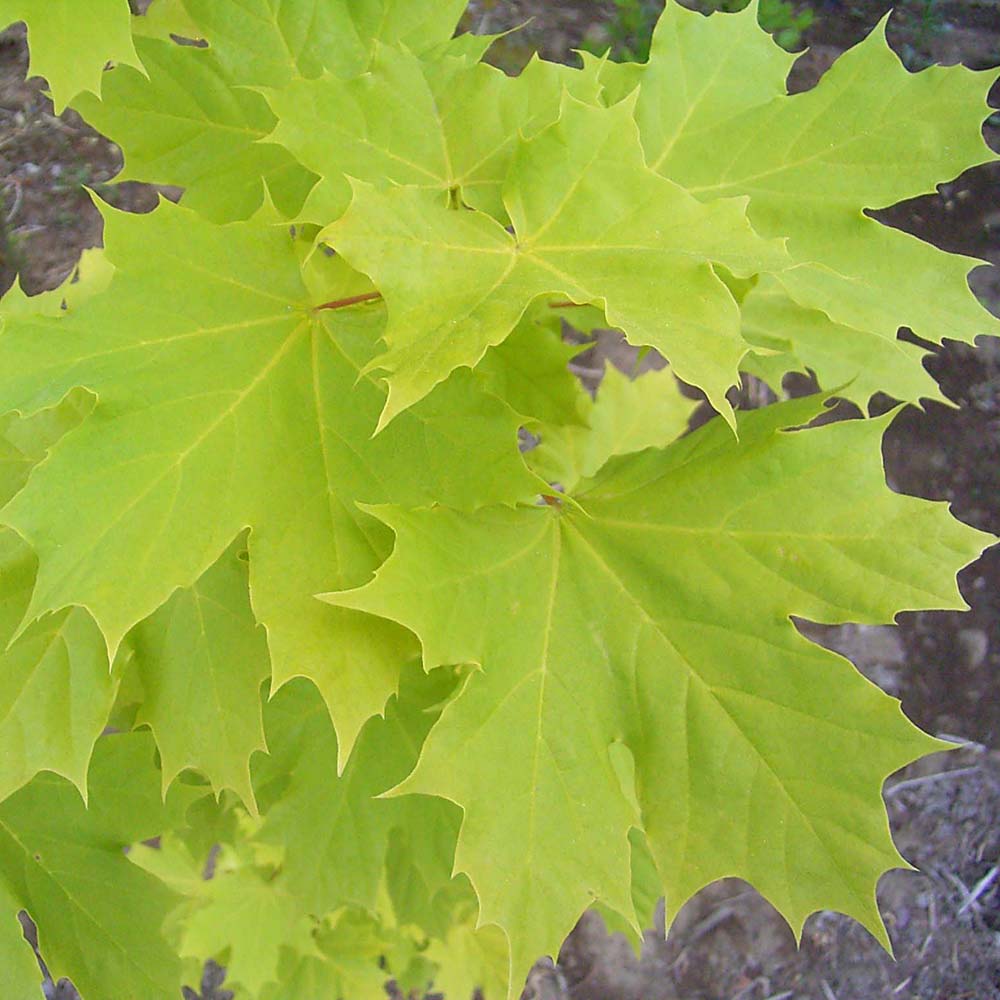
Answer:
[{"left": 561, "top": 519, "right": 877, "bottom": 914}]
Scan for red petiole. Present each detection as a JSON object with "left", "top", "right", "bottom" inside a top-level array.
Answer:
[{"left": 314, "top": 292, "right": 588, "bottom": 313}]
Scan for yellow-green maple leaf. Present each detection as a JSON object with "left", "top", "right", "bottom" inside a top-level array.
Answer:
[
  {"left": 326, "top": 397, "right": 988, "bottom": 992},
  {"left": 327, "top": 97, "right": 787, "bottom": 429},
  {"left": 616, "top": 3, "right": 999, "bottom": 397},
  {"left": 0, "top": 202, "right": 542, "bottom": 763},
  {"left": 0, "top": 0, "right": 139, "bottom": 110}
]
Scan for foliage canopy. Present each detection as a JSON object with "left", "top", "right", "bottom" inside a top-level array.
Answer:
[{"left": 0, "top": 0, "right": 995, "bottom": 996}]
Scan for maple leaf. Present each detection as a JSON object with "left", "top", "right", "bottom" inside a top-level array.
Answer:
[
  {"left": 0, "top": 249, "right": 113, "bottom": 320},
  {"left": 0, "top": 881, "right": 39, "bottom": 998},
  {"left": 0, "top": 733, "right": 196, "bottom": 1000},
  {"left": 326, "top": 96, "right": 787, "bottom": 429},
  {"left": 427, "top": 912, "right": 509, "bottom": 1000},
  {"left": 590, "top": 2, "right": 794, "bottom": 157},
  {"left": 476, "top": 306, "right": 592, "bottom": 430},
  {"left": 264, "top": 44, "right": 602, "bottom": 225},
  {"left": 615, "top": 4, "right": 998, "bottom": 395},
  {"left": 75, "top": 38, "right": 317, "bottom": 223},
  {"left": 0, "top": 0, "right": 139, "bottom": 110},
  {"left": 0, "top": 392, "right": 92, "bottom": 509},
  {"left": 260, "top": 911, "right": 397, "bottom": 1000},
  {"left": 132, "top": 0, "right": 204, "bottom": 42},
  {"left": 0, "top": 202, "right": 543, "bottom": 763},
  {"left": 0, "top": 395, "right": 118, "bottom": 804},
  {"left": 0, "top": 532, "right": 116, "bottom": 804},
  {"left": 169, "top": 666, "right": 461, "bottom": 995},
  {"left": 255, "top": 663, "right": 457, "bottom": 918},
  {"left": 1, "top": 4, "right": 995, "bottom": 994},
  {"left": 326, "top": 397, "right": 989, "bottom": 991},
  {"left": 179, "top": 0, "right": 469, "bottom": 89},
  {"left": 179, "top": 867, "right": 306, "bottom": 995},
  {"left": 528, "top": 363, "right": 696, "bottom": 491},
  {"left": 384, "top": 800, "right": 465, "bottom": 939},
  {"left": 740, "top": 276, "right": 945, "bottom": 405},
  {"left": 127, "top": 538, "right": 269, "bottom": 810}
]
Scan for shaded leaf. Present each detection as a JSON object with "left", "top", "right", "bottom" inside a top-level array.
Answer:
[
  {"left": 257, "top": 663, "right": 458, "bottom": 917},
  {"left": 476, "top": 305, "right": 591, "bottom": 429},
  {"left": 740, "top": 275, "right": 943, "bottom": 405},
  {"left": 0, "top": 532, "right": 115, "bottom": 805},
  {"left": 528, "top": 363, "right": 695, "bottom": 490},
  {"left": 129, "top": 538, "right": 269, "bottom": 810},
  {"left": 179, "top": 867, "right": 304, "bottom": 995},
  {"left": 0, "top": 733, "right": 188, "bottom": 1000}
]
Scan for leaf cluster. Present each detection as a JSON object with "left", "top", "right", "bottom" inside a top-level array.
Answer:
[{"left": 0, "top": 1, "right": 996, "bottom": 997}]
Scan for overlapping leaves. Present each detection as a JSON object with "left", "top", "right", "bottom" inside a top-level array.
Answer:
[
  {"left": 326, "top": 96, "right": 786, "bottom": 427},
  {"left": 596, "top": 1, "right": 998, "bottom": 401},
  {"left": 0, "top": 733, "right": 201, "bottom": 1000},
  {"left": 327, "top": 398, "right": 987, "bottom": 985},
  {"left": 74, "top": 37, "right": 318, "bottom": 224},
  {"left": 0, "top": 1, "right": 996, "bottom": 997},
  {"left": 0, "top": 201, "right": 541, "bottom": 761},
  {"left": 262, "top": 44, "right": 602, "bottom": 224}
]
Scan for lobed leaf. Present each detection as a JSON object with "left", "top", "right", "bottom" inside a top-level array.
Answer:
[
  {"left": 0, "top": 4, "right": 994, "bottom": 993},
  {"left": 327, "top": 96, "right": 787, "bottom": 429},
  {"left": 0, "top": 0, "right": 139, "bottom": 110},
  {"left": 740, "top": 275, "right": 944, "bottom": 404},
  {"left": 260, "top": 911, "right": 404, "bottom": 1000},
  {"left": 476, "top": 306, "right": 592, "bottom": 429},
  {"left": 326, "top": 398, "right": 988, "bottom": 990},
  {"left": 264, "top": 43, "right": 602, "bottom": 225},
  {"left": 179, "top": 867, "right": 305, "bottom": 995},
  {"left": 0, "top": 394, "right": 114, "bottom": 805},
  {"left": 179, "top": 0, "right": 468, "bottom": 89},
  {"left": 127, "top": 539, "right": 269, "bottom": 811},
  {"left": 0, "top": 733, "right": 194, "bottom": 1000},
  {"left": 593, "top": 1, "right": 794, "bottom": 152},
  {"left": 0, "top": 202, "right": 542, "bottom": 763},
  {"left": 528, "top": 363, "right": 697, "bottom": 491},
  {"left": 256, "top": 664, "right": 458, "bottom": 919},
  {"left": 0, "top": 249, "right": 113, "bottom": 320},
  {"left": 75, "top": 38, "right": 317, "bottom": 223},
  {"left": 621, "top": 4, "right": 999, "bottom": 397},
  {"left": 0, "top": 532, "right": 115, "bottom": 806}
]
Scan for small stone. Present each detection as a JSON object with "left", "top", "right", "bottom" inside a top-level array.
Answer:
[{"left": 957, "top": 628, "right": 989, "bottom": 670}]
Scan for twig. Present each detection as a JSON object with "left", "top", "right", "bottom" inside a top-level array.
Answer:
[
  {"left": 936, "top": 732, "right": 986, "bottom": 750},
  {"left": 885, "top": 765, "right": 980, "bottom": 798},
  {"left": 2, "top": 179, "right": 22, "bottom": 223},
  {"left": 732, "top": 977, "right": 768, "bottom": 1000},
  {"left": 958, "top": 865, "right": 998, "bottom": 915},
  {"left": 821, "top": 981, "right": 838, "bottom": 1000},
  {"left": 567, "top": 362, "right": 605, "bottom": 380},
  {"left": 944, "top": 870, "right": 972, "bottom": 909},
  {"left": 665, "top": 905, "right": 740, "bottom": 974}
]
